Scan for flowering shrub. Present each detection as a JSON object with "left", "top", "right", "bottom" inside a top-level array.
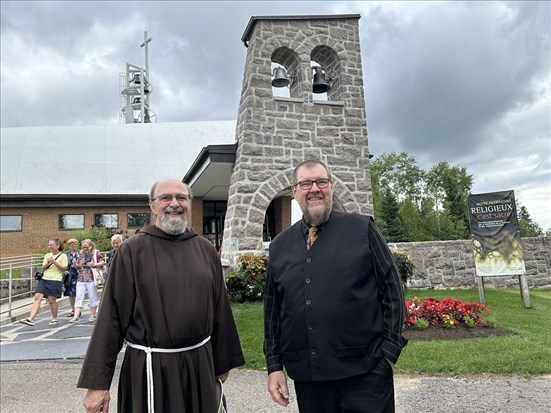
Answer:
[
  {"left": 405, "top": 296, "right": 491, "bottom": 329},
  {"left": 391, "top": 249, "right": 414, "bottom": 286},
  {"left": 226, "top": 255, "right": 267, "bottom": 303},
  {"left": 442, "top": 314, "right": 457, "bottom": 329}
]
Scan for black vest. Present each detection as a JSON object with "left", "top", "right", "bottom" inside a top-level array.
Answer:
[{"left": 268, "top": 211, "right": 385, "bottom": 381}]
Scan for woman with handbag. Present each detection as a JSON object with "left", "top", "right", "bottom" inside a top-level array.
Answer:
[
  {"left": 62, "top": 238, "right": 80, "bottom": 318},
  {"left": 69, "top": 239, "right": 104, "bottom": 323},
  {"left": 105, "top": 234, "right": 124, "bottom": 282},
  {"left": 20, "top": 238, "right": 68, "bottom": 327}
]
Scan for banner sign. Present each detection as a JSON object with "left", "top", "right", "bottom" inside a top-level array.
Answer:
[{"left": 467, "top": 190, "right": 525, "bottom": 276}]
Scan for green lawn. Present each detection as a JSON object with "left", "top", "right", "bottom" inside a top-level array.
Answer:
[
  {"left": 0, "top": 270, "right": 23, "bottom": 280},
  {"left": 231, "top": 288, "right": 551, "bottom": 376}
]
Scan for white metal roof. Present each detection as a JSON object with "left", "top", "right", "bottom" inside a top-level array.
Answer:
[{"left": 0, "top": 121, "right": 236, "bottom": 195}]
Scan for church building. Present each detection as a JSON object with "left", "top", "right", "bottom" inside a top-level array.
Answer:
[{"left": 1, "top": 14, "right": 373, "bottom": 266}]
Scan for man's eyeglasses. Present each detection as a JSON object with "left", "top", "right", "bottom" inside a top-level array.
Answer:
[
  {"left": 295, "top": 179, "right": 331, "bottom": 190},
  {"left": 151, "top": 194, "right": 191, "bottom": 204}
]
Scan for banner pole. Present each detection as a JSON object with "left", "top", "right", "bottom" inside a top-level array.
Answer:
[
  {"left": 477, "top": 276, "right": 485, "bottom": 305},
  {"left": 518, "top": 273, "right": 531, "bottom": 308}
]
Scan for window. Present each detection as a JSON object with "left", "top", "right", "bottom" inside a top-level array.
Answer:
[
  {"left": 59, "top": 214, "right": 84, "bottom": 230},
  {"left": 0, "top": 215, "right": 22, "bottom": 232},
  {"left": 94, "top": 213, "right": 118, "bottom": 229},
  {"left": 203, "top": 201, "right": 227, "bottom": 251},
  {"left": 127, "top": 213, "right": 150, "bottom": 228}
]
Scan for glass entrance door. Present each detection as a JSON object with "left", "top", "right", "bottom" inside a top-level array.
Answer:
[{"left": 203, "top": 201, "right": 227, "bottom": 252}]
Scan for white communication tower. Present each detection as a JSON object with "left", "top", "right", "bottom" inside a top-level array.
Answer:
[{"left": 119, "top": 31, "right": 157, "bottom": 123}]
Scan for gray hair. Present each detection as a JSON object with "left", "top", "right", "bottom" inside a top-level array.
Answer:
[
  {"left": 149, "top": 180, "right": 192, "bottom": 201},
  {"left": 111, "top": 234, "right": 125, "bottom": 244},
  {"left": 293, "top": 159, "right": 332, "bottom": 184}
]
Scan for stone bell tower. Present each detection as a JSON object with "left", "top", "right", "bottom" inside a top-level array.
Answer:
[{"left": 222, "top": 14, "right": 373, "bottom": 263}]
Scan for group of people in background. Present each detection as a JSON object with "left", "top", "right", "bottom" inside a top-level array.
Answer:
[{"left": 19, "top": 234, "right": 124, "bottom": 327}]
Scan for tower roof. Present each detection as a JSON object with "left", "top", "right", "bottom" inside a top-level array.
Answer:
[{"left": 241, "top": 14, "right": 361, "bottom": 47}]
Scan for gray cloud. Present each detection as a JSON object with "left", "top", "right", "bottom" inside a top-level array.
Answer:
[{"left": 1, "top": 1, "right": 549, "bottom": 229}]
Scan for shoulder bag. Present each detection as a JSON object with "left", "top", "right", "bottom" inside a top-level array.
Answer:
[
  {"left": 91, "top": 251, "right": 105, "bottom": 286},
  {"left": 34, "top": 253, "right": 63, "bottom": 280}
]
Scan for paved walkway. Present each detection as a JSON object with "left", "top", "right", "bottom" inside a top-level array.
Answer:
[{"left": 1, "top": 297, "right": 550, "bottom": 412}]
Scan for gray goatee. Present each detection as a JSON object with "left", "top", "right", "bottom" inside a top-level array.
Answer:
[{"left": 160, "top": 207, "right": 188, "bottom": 235}]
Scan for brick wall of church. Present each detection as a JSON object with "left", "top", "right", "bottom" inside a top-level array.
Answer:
[{"left": 0, "top": 206, "right": 151, "bottom": 257}]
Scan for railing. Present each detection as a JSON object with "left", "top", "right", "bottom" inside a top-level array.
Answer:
[
  {"left": 0, "top": 252, "right": 113, "bottom": 321},
  {"left": 0, "top": 254, "right": 43, "bottom": 319}
]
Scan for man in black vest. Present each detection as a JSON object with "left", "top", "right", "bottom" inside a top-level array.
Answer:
[{"left": 264, "top": 160, "right": 407, "bottom": 413}]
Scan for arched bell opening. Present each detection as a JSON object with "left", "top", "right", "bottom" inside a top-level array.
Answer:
[
  {"left": 310, "top": 45, "right": 341, "bottom": 101},
  {"left": 271, "top": 47, "right": 301, "bottom": 99}
]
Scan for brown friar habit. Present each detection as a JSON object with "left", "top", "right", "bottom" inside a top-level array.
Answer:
[{"left": 77, "top": 224, "right": 245, "bottom": 413}]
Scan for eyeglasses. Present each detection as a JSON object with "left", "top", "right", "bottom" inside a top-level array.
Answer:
[
  {"left": 151, "top": 194, "right": 191, "bottom": 204},
  {"left": 295, "top": 179, "right": 331, "bottom": 190}
]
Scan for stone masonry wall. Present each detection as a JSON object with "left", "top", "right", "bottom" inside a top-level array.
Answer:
[
  {"left": 223, "top": 15, "right": 371, "bottom": 263},
  {"left": 388, "top": 237, "right": 550, "bottom": 289}
]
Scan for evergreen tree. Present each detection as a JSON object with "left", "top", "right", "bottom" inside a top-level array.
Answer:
[
  {"left": 419, "top": 198, "right": 439, "bottom": 241},
  {"left": 518, "top": 205, "right": 543, "bottom": 237},
  {"left": 381, "top": 188, "right": 407, "bottom": 242},
  {"left": 400, "top": 196, "right": 431, "bottom": 241}
]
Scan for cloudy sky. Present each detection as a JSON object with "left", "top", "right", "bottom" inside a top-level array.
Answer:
[{"left": 1, "top": 1, "right": 549, "bottom": 230}]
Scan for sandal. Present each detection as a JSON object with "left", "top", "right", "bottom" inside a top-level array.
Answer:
[
  {"left": 68, "top": 317, "right": 80, "bottom": 323},
  {"left": 89, "top": 316, "right": 97, "bottom": 322},
  {"left": 19, "top": 318, "right": 35, "bottom": 326},
  {"left": 49, "top": 320, "right": 60, "bottom": 326},
  {"left": 67, "top": 311, "right": 75, "bottom": 317}
]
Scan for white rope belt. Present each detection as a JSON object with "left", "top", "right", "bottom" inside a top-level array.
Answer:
[{"left": 126, "top": 336, "right": 211, "bottom": 413}]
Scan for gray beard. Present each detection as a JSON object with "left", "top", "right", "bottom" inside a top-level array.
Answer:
[
  {"left": 304, "top": 206, "right": 331, "bottom": 226},
  {"left": 160, "top": 215, "right": 188, "bottom": 235}
]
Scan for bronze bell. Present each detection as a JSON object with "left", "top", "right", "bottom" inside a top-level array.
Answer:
[
  {"left": 312, "top": 66, "right": 330, "bottom": 94},
  {"left": 272, "top": 67, "right": 290, "bottom": 88}
]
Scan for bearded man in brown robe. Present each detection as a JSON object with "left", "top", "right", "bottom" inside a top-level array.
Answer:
[{"left": 78, "top": 179, "right": 245, "bottom": 413}]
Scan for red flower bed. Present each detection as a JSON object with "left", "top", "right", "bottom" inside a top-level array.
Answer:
[{"left": 405, "top": 296, "right": 490, "bottom": 328}]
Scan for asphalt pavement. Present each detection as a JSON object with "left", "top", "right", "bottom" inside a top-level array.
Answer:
[{"left": 1, "top": 297, "right": 550, "bottom": 412}]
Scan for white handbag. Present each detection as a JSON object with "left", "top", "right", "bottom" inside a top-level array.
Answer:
[{"left": 91, "top": 251, "right": 104, "bottom": 286}]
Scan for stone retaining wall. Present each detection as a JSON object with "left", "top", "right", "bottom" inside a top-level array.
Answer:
[
  {"left": 3, "top": 237, "right": 549, "bottom": 298},
  {"left": 0, "top": 279, "right": 33, "bottom": 300},
  {"left": 389, "top": 236, "right": 550, "bottom": 289}
]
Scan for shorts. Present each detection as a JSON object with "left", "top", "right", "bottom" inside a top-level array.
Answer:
[{"left": 36, "top": 279, "right": 63, "bottom": 299}]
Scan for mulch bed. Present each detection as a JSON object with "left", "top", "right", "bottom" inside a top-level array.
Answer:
[{"left": 403, "top": 324, "right": 512, "bottom": 341}]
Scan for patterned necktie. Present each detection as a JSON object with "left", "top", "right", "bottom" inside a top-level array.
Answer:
[{"left": 307, "top": 226, "right": 318, "bottom": 249}]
